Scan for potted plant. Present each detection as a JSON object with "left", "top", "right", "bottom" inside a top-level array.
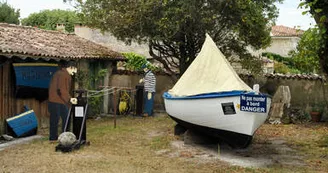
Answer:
[{"left": 310, "top": 102, "right": 325, "bottom": 122}]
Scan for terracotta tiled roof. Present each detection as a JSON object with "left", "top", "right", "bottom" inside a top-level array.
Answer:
[
  {"left": 0, "top": 23, "right": 123, "bottom": 60},
  {"left": 271, "top": 25, "right": 304, "bottom": 37}
]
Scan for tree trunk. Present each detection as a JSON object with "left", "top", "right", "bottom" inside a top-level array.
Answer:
[
  {"left": 319, "top": 26, "right": 328, "bottom": 76},
  {"left": 320, "top": 42, "right": 328, "bottom": 75},
  {"left": 178, "top": 33, "right": 197, "bottom": 75},
  {"left": 313, "top": 13, "right": 328, "bottom": 76},
  {"left": 179, "top": 39, "right": 188, "bottom": 75}
]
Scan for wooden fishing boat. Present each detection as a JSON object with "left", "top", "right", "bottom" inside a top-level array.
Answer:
[{"left": 163, "top": 34, "right": 271, "bottom": 148}]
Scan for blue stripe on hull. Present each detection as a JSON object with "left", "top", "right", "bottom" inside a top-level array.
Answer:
[{"left": 163, "top": 91, "right": 271, "bottom": 100}]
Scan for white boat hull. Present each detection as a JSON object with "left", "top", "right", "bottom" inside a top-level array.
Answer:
[{"left": 163, "top": 92, "right": 271, "bottom": 147}]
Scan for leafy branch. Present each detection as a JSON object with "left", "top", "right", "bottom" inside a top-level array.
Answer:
[{"left": 122, "top": 52, "right": 160, "bottom": 72}]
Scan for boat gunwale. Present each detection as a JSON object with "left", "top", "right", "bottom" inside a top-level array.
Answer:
[{"left": 163, "top": 91, "right": 272, "bottom": 100}]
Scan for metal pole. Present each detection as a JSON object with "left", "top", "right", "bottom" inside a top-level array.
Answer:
[
  {"left": 113, "top": 87, "right": 117, "bottom": 128},
  {"left": 78, "top": 103, "right": 88, "bottom": 143},
  {"left": 63, "top": 106, "right": 72, "bottom": 132}
]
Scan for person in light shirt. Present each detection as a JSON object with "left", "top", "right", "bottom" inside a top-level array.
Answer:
[{"left": 139, "top": 63, "right": 156, "bottom": 116}]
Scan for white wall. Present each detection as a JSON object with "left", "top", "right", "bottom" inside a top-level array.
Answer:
[
  {"left": 263, "top": 37, "right": 300, "bottom": 57},
  {"left": 250, "top": 37, "right": 300, "bottom": 57},
  {"left": 262, "top": 37, "right": 300, "bottom": 57}
]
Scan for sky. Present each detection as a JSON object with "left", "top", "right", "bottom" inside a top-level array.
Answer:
[
  {"left": 6, "top": 0, "right": 75, "bottom": 18},
  {"left": 6, "top": 0, "right": 316, "bottom": 30},
  {"left": 275, "top": 1, "right": 315, "bottom": 30}
]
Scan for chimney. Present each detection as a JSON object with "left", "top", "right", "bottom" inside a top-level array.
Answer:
[
  {"left": 56, "top": 23, "right": 65, "bottom": 32},
  {"left": 74, "top": 22, "right": 84, "bottom": 34},
  {"left": 74, "top": 22, "right": 90, "bottom": 38}
]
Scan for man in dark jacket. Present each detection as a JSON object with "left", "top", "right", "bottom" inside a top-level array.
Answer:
[{"left": 48, "top": 61, "right": 77, "bottom": 141}]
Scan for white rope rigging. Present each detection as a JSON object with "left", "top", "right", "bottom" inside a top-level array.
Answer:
[{"left": 81, "top": 86, "right": 136, "bottom": 98}]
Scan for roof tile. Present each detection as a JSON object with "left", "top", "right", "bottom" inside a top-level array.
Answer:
[
  {"left": 239, "top": 73, "right": 325, "bottom": 81},
  {"left": 271, "top": 25, "right": 304, "bottom": 37},
  {"left": 0, "top": 23, "right": 123, "bottom": 60}
]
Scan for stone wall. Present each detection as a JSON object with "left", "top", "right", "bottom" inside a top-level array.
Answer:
[
  {"left": 240, "top": 75, "right": 327, "bottom": 109},
  {"left": 109, "top": 73, "right": 175, "bottom": 110},
  {"left": 74, "top": 25, "right": 150, "bottom": 58},
  {"left": 242, "top": 74, "right": 328, "bottom": 121},
  {"left": 109, "top": 72, "right": 328, "bottom": 117}
]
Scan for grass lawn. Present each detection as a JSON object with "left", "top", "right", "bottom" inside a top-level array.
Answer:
[{"left": 1, "top": 114, "right": 328, "bottom": 173}]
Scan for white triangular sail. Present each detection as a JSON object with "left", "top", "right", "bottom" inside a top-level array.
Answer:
[{"left": 168, "top": 34, "right": 251, "bottom": 97}]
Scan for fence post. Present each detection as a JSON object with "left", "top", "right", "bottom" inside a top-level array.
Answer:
[{"left": 113, "top": 87, "right": 117, "bottom": 128}]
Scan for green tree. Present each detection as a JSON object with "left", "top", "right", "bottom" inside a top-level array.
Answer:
[
  {"left": 0, "top": 1, "right": 20, "bottom": 24},
  {"left": 299, "top": 0, "right": 328, "bottom": 75},
  {"left": 122, "top": 53, "right": 148, "bottom": 71},
  {"left": 21, "top": 9, "right": 79, "bottom": 33},
  {"left": 67, "top": 0, "right": 282, "bottom": 75},
  {"left": 289, "top": 27, "right": 321, "bottom": 73},
  {"left": 122, "top": 52, "right": 159, "bottom": 71}
]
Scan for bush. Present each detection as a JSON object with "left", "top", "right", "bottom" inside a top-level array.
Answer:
[
  {"left": 122, "top": 52, "right": 161, "bottom": 72},
  {"left": 262, "top": 52, "right": 302, "bottom": 74},
  {"left": 262, "top": 52, "right": 295, "bottom": 68}
]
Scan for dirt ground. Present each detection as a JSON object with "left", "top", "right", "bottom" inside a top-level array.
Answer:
[{"left": 1, "top": 114, "right": 328, "bottom": 173}]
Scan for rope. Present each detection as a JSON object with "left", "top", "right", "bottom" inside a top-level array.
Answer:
[{"left": 79, "top": 86, "right": 137, "bottom": 98}]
